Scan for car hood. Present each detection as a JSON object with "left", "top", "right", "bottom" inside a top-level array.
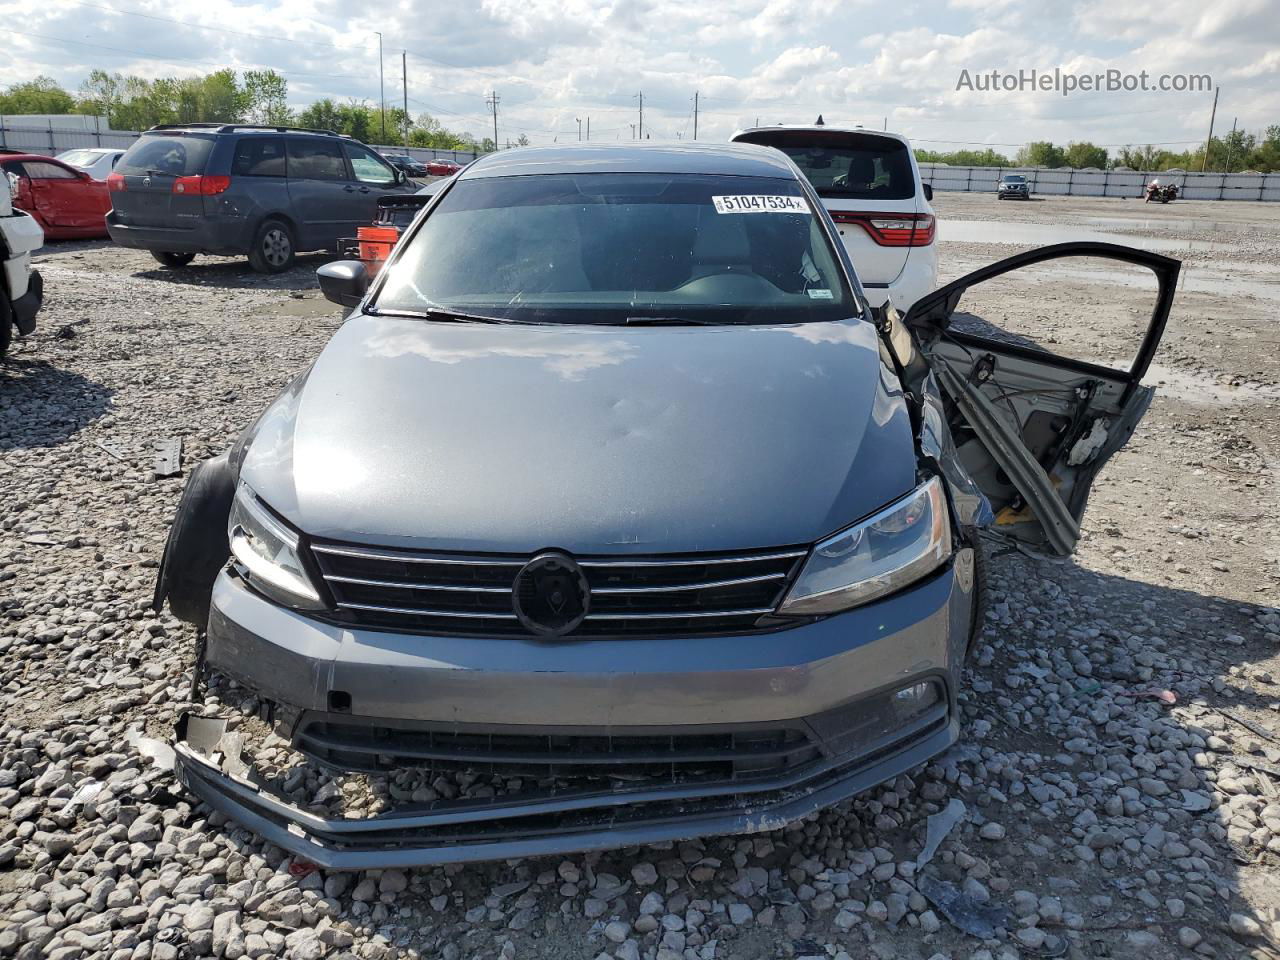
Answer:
[{"left": 239, "top": 314, "right": 916, "bottom": 554}]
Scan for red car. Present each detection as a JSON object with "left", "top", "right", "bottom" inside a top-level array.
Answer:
[
  {"left": 1, "top": 153, "right": 112, "bottom": 239},
  {"left": 425, "top": 158, "right": 463, "bottom": 177}
]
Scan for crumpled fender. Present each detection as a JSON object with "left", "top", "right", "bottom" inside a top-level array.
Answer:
[{"left": 153, "top": 454, "right": 237, "bottom": 627}]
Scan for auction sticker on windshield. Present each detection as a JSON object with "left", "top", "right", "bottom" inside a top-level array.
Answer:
[{"left": 712, "top": 195, "right": 810, "bottom": 214}]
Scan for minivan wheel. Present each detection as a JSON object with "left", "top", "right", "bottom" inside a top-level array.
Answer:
[
  {"left": 151, "top": 251, "right": 196, "bottom": 268},
  {"left": 248, "top": 220, "right": 295, "bottom": 274}
]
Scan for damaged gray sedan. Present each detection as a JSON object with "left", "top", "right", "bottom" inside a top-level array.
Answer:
[{"left": 154, "top": 142, "right": 1177, "bottom": 869}]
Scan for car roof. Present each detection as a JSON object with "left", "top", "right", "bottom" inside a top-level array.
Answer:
[
  {"left": 460, "top": 141, "right": 800, "bottom": 180},
  {"left": 732, "top": 125, "right": 913, "bottom": 148},
  {"left": 1, "top": 154, "right": 67, "bottom": 164}
]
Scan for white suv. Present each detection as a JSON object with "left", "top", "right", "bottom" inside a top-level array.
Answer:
[{"left": 732, "top": 125, "right": 938, "bottom": 311}]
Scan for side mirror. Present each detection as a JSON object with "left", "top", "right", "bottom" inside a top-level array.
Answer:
[
  {"left": 921, "top": 183, "right": 933, "bottom": 201},
  {"left": 317, "top": 261, "right": 370, "bottom": 307}
]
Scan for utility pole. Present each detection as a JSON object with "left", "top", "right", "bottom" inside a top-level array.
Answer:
[
  {"left": 1224, "top": 116, "right": 1239, "bottom": 172},
  {"left": 1200, "top": 86, "right": 1219, "bottom": 172},
  {"left": 486, "top": 91, "right": 499, "bottom": 151},
  {"left": 636, "top": 91, "right": 643, "bottom": 140},
  {"left": 576, "top": 117, "right": 582, "bottom": 141},
  {"left": 401, "top": 51, "right": 408, "bottom": 148},
  {"left": 629, "top": 122, "right": 636, "bottom": 139},
  {"left": 376, "top": 32, "right": 386, "bottom": 143},
  {"left": 693, "top": 90, "right": 698, "bottom": 140},
  {"left": 586, "top": 117, "right": 590, "bottom": 140}
]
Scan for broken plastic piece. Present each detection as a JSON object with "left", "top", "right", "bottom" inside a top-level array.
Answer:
[
  {"left": 126, "top": 726, "right": 176, "bottom": 771},
  {"left": 918, "top": 798, "right": 966, "bottom": 869},
  {"left": 916, "top": 872, "right": 1011, "bottom": 939}
]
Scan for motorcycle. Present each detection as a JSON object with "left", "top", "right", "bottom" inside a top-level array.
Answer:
[{"left": 1144, "top": 182, "right": 1179, "bottom": 203}]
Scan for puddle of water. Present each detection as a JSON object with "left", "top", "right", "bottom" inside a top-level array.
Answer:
[
  {"left": 1144, "top": 363, "right": 1280, "bottom": 406},
  {"left": 940, "top": 219, "right": 1232, "bottom": 253},
  {"left": 1078, "top": 216, "right": 1271, "bottom": 236}
]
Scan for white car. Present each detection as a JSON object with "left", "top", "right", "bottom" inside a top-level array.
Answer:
[
  {"left": 1, "top": 171, "right": 44, "bottom": 357},
  {"left": 731, "top": 125, "right": 938, "bottom": 311},
  {"left": 55, "top": 147, "right": 126, "bottom": 181}
]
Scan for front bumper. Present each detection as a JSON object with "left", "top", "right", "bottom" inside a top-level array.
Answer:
[{"left": 184, "top": 561, "right": 972, "bottom": 867}]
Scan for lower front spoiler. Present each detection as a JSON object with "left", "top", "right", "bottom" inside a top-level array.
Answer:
[{"left": 173, "top": 710, "right": 957, "bottom": 871}]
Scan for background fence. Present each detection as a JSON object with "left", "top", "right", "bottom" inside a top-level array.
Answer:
[
  {"left": 920, "top": 163, "right": 1280, "bottom": 202},
  {"left": 0, "top": 120, "right": 483, "bottom": 164}
]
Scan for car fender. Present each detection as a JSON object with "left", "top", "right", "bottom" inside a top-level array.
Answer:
[{"left": 153, "top": 453, "right": 237, "bottom": 627}]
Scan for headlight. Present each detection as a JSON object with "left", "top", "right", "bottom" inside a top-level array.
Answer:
[
  {"left": 778, "top": 477, "right": 951, "bottom": 616},
  {"left": 227, "top": 483, "right": 325, "bottom": 610}
]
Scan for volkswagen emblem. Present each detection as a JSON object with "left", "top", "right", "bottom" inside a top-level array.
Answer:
[{"left": 513, "top": 551, "right": 590, "bottom": 638}]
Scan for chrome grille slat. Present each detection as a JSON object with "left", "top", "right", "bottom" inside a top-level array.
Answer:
[
  {"left": 337, "top": 602, "right": 520, "bottom": 620},
  {"left": 591, "top": 572, "right": 787, "bottom": 595},
  {"left": 585, "top": 607, "right": 778, "bottom": 621},
  {"left": 312, "top": 541, "right": 805, "bottom": 638},
  {"left": 323, "top": 574, "right": 510, "bottom": 593}
]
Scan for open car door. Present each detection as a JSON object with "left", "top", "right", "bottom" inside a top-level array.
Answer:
[{"left": 897, "top": 241, "right": 1178, "bottom": 556}]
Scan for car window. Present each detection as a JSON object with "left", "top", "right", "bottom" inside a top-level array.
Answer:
[
  {"left": 232, "top": 137, "right": 287, "bottom": 177},
  {"left": 57, "top": 150, "right": 98, "bottom": 168},
  {"left": 345, "top": 143, "right": 396, "bottom": 185},
  {"left": 117, "top": 134, "right": 215, "bottom": 176},
  {"left": 1004, "top": 176, "right": 1025, "bottom": 183},
  {"left": 22, "top": 162, "right": 78, "bottom": 180},
  {"left": 285, "top": 138, "right": 347, "bottom": 181},
  {"left": 734, "top": 130, "right": 916, "bottom": 201},
  {"left": 376, "top": 172, "right": 856, "bottom": 325}
]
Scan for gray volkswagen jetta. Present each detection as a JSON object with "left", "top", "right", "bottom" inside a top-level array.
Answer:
[{"left": 155, "top": 142, "right": 1177, "bottom": 868}]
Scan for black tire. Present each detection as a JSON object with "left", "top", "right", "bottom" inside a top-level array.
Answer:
[
  {"left": 151, "top": 251, "right": 196, "bottom": 268},
  {"left": 0, "top": 295, "right": 13, "bottom": 361},
  {"left": 153, "top": 454, "right": 236, "bottom": 628},
  {"left": 965, "top": 538, "right": 989, "bottom": 659},
  {"left": 247, "top": 219, "right": 295, "bottom": 274}
]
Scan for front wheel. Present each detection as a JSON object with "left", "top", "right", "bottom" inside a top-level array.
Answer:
[
  {"left": 151, "top": 251, "right": 196, "bottom": 268},
  {"left": 247, "top": 219, "right": 295, "bottom": 274},
  {"left": 0, "top": 296, "right": 13, "bottom": 360}
]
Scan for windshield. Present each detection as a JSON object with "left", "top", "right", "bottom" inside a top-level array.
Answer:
[
  {"left": 117, "top": 134, "right": 215, "bottom": 176},
  {"left": 1004, "top": 175, "right": 1026, "bottom": 183},
  {"left": 374, "top": 173, "right": 857, "bottom": 325}
]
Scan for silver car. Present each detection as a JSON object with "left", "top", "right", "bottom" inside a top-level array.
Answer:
[{"left": 155, "top": 143, "right": 1177, "bottom": 868}]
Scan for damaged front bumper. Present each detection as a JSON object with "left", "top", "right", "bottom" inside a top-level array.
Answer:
[{"left": 172, "top": 706, "right": 955, "bottom": 870}]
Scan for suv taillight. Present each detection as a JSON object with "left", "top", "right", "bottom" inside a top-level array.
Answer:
[
  {"left": 172, "top": 175, "right": 231, "bottom": 196},
  {"left": 831, "top": 212, "right": 935, "bottom": 247},
  {"left": 107, "top": 172, "right": 126, "bottom": 193}
]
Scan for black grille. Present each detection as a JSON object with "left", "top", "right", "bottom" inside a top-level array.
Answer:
[
  {"left": 297, "top": 717, "right": 820, "bottom": 781},
  {"left": 310, "top": 543, "right": 806, "bottom": 638}
]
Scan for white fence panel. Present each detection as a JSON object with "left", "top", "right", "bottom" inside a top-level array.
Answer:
[{"left": 917, "top": 162, "right": 1280, "bottom": 201}]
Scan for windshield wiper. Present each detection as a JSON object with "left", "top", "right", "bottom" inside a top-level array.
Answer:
[
  {"left": 622, "top": 316, "right": 727, "bottom": 326},
  {"left": 365, "top": 306, "right": 533, "bottom": 325}
]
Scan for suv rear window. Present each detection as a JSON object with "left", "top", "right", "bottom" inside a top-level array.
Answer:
[
  {"left": 117, "top": 134, "right": 215, "bottom": 177},
  {"left": 734, "top": 130, "right": 916, "bottom": 201}
]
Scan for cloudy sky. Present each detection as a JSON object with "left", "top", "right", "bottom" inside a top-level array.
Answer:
[{"left": 3, "top": 0, "right": 1278, "bottom": 155}]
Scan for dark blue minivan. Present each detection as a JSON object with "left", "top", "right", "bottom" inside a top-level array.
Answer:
[{"left": 106, "top": 124, "right": 417, "bottom": 273}]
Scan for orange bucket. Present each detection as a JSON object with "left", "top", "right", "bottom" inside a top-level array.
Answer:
[{"left": 357, "top": 225, "right": 400, "bottom": 275}]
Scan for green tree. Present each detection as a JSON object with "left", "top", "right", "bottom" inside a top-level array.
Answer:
[
  {"left": 1064, "top": 141, "right": 1108, "bottom": 169},
  {"left": 1016, "top": 141, "right": 1066, "bottom": 168},
  {"left": 76, "top": 70, "right": 124, "bottom": 124},
  {"left": 0, "top": 76, "right": 78, "bottom": 115},
  {"left": 1113, "top": 144, "right": 1162, "bottom": 170},
  {"left": 298, "top": 97, "right": 342, "bottom": 132},
  {"left": 242, "top": 70, "right": 291, "bottom": 125},
  {"left": 915, "top": 147, "right": 1011, "bottom": 166}
]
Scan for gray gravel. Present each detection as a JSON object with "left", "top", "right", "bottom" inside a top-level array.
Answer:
[{"left": 3, "top": 209, "right": 1280, "bottom": 960}]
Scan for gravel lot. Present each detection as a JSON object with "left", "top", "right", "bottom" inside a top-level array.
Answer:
[{"left": 3, "top": 194, "right": 1280, "bottom": 960}]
